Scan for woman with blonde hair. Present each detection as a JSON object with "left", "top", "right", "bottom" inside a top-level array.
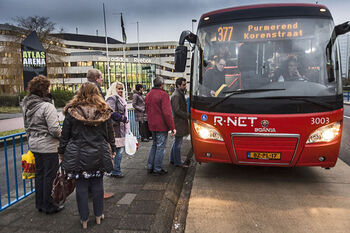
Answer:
[
  {"left": 106, "top": 81, "right": 130, "bottom": 178},
  {"left": 58, "top": 82, "right": 116, "bottom": 229}
]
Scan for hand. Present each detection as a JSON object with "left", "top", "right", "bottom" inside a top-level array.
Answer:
[
  {"left": 58, "top": 154, "right": 63, "bottom": 163},
  {"left": 210, "top": 90, "right": 216, "bottom": 97},
  {"left": 126, "top": 119, "right": 129, "bottom": 123},
  {"left": 171, "top": 129, "right": 176, "bottom": 136},
  {"left": 111, "top": 152, "right": 116, "bottom": 159},
  {"left": 293, "top": 70, "right": 301, "bottom": 78}
]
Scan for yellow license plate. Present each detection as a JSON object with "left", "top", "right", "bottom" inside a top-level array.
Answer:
[{"left": 247, "top": 152, "right": 281, "bottom": 160}]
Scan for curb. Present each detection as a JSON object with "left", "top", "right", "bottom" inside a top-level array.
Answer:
[
  {"left": 149, "top": 148, "right": 193, "bottom": 233},
  {"left": 171, "top": 149, "right": 196, "bottom": 233}
]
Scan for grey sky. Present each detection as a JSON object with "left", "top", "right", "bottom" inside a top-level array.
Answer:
[{"left": 0, "top": 0, "right": 349, "bottom": 43}]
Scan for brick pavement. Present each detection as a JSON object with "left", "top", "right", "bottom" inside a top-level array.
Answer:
[{"left": 0, "top": 136, "right": 192, "bottom": 233}]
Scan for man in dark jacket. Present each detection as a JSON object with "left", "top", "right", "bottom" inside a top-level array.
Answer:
[
  {"left": 145, "top": 76, "right": 176, "bottom": 175},
  {"left": 170, "top": 78, "right": 189, "bottom": 167},
  {"left": 201, "top": 57, "right": 226, "bottom": 97},
  {"left": 87, "top": 68, "right": 104, "bottom": 97},
  {"left": 86, "top": 68, "right": 114, "bottom": 198}
]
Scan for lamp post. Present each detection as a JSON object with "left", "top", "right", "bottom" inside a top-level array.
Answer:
[{"left": 192, "top": 19, "right": 197, "bottom": 32}]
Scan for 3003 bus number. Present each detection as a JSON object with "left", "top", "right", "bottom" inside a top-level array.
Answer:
[{"left": 311, "top": 117, "right": 330, "bottom": 125}]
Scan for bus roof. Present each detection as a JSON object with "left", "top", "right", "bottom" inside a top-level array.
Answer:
[{"left": 199, "top": 3, "right": 332, "bottom": 27}]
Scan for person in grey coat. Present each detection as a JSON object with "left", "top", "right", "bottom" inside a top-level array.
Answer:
[
  {"left": 132, "top": 84, "right": 151, "bottom": 142},
  {"left": 22, "top": 75, "right": 62, "bottom": 214},
  {"left": 106, "top": 81, "right": 130, "bottom": 178},
  {"left": 170, "top": 78, "right": 190, "bottom": 167}
]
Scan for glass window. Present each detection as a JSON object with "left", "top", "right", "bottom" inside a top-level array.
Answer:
[{"left": 193, "top": 17, "right": 337, "bottom": 98}]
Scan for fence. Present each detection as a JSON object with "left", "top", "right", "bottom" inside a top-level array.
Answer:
[{"left": 0, "top": 109, "right": 139, "bottom": 212}]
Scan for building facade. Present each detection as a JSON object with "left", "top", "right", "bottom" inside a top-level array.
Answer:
[{"left": 0, "top": 24, "right": 190, "bottom": 97}]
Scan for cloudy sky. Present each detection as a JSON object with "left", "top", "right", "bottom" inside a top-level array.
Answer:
[{"left": 0, "top": 0, "right": 349, "bottom": 43}]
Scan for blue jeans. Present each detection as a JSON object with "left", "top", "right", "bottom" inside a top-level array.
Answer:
[
  {"left": 147, "top": 131, "right": 168, "bottom": 173},
  {"left": 111, "top": 147, "right": 124, "bottom": 176},
  {"left": 170, "top": 136, "right": 183, "bottom": 166}
]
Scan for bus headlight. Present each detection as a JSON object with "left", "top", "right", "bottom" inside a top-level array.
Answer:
[
  {"left": 193, "top": 121, "right": 224, "bottom": 141},
  {"left": 306, "top": 121, "right": 341, "bottom": 144}
]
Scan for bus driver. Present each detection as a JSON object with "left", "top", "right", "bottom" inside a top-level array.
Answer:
[{"left": 201, "top": 57, "right": 226, "bottom": 97}]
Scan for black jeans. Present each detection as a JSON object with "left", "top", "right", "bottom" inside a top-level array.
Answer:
[
  {"left": 76, "top": 177, "right": 104, "bottom": 221},
  {"left": 139, "top": 121, "right": 151, "bottom": 139},
  {"left": 33, "top": 152, "right": 59, "bottom": 213}
]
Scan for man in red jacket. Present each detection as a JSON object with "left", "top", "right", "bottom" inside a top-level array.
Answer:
[{"left": 145, "top": 76, "right": 176, "bottom": 175}]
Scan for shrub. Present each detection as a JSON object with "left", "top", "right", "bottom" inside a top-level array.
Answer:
[
  {"left": 0, "top": 95, "right": 21, "bottom": 106},
  {"left": 50, "top": 89, "right": 75, "bottom": 108}
]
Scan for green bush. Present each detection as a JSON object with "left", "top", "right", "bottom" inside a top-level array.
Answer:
[
  {"left": 0, "top": 95, "right": 21, "bottom": 106},
  {"left": 50, "top": 89, "right": 75, "bottom": 108},
  {"left": 0, "top": 90, "right": 74, "bottom": 108}
]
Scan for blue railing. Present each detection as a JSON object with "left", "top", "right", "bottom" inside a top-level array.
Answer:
[
  {"left": 0, "top": 132, "right": 34, "bottom": 212},
  {"left": 128, "top": 109, "right": 140, "bottom": 138},
  {"left": 0, "top": 109, "right": 139, "bottom": 212}
]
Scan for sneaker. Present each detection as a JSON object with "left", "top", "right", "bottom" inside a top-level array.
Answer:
[
  {"left": 147, "top": 169, "right": 153, "bottom": 174},
  {"left": 175, "top": 164, "right": 189, "bottom": 168},
  {"left": 170, "top": 161, "right": 174, "bottom": 165},
  {"left": 141, "top": 138, "right": 149, "bottom": 142},
  {"left": 152, "top": 169, "right": 168, "bottom": 176},
  {"left": 111, "top": 173, "right": 124, "bottom": 178}
]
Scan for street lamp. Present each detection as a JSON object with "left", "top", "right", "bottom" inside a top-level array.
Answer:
[{"left": 192, "top": 19, "right": 197, "bottom": 32}]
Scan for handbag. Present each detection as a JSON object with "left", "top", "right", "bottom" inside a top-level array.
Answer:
[
  {"left": 125, "top": 132, "right": 138, "bottom": 156},
  {"left": 51, "top": 165, "right": 76, "bottom": 207},
  {"left": 22, "top": 150, "right": 35, "bottom": 179}
]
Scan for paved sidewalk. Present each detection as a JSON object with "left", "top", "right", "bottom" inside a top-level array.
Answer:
[{"left": 0, "top": 136, "right": 192, "bottom": 233}]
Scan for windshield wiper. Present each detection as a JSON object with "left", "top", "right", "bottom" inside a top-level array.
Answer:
[{"left": 208, "top": 88, "right": 286, "bottom": 109}]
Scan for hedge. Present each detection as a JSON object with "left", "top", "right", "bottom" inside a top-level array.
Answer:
[
  {"left": 50, "top": 89, "right": 75, "bottom": 108},
  {"left": 0, "top": 89, "right": 75, "bottom": 108}
]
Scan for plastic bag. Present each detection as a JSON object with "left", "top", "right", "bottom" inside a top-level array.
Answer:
[
  {"left": 22, "top": 150, "right": 35, "bottom": 179},
  {"left": 125, "top": 132, "right": 138, "bottom": 155}
]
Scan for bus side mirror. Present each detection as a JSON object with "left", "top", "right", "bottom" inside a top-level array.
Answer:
[
  {"left": 326, "top": 21, "right": 350, "bottom": 82},
  {"left": 175, "top": 45, "right": 188, "bottom": 72},
  {"left": 334, "top": 21, "right": 350, "bottom": 36}
]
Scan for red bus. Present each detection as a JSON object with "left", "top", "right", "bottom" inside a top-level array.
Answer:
[{"left": 175, "top": 4, "right": 350, "bottom": 168}]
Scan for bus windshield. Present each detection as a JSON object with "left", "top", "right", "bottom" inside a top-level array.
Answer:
[{"left": 193, "top": 17, "right": 341, "bottom": 99}]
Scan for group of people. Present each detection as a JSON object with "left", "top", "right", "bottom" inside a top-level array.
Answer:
[{"left": 22, "top": 69, "right": 190, "bottom": 229}]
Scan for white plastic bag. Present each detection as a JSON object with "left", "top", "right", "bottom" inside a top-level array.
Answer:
[{"left": 125, "top": 132, "right": 138, "bottom": 155}]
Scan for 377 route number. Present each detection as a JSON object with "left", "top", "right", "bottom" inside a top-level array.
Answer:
[{"left": 311, "top": 117, "right": 330, "bottom": 125}]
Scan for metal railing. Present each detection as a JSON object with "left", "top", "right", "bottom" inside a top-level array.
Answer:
[
  {"left": 0, "top": 132, "right": 34, "bottom": 212},
  {"left": 0, "top": 109, "right": 139, "bottom": 212}
]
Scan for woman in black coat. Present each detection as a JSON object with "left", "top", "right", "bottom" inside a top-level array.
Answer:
[{"left": 58, "top": 82, "right": 116, "bottom": 229}]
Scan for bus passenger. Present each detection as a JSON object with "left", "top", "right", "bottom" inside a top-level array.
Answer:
[
  {"left": 274, "top": 55, "right": 305, "bottom": 82},
  {"left": 58, "top": 83, "right": 115, "bottom": 229},
  {"left": 22, "top": 75, "right": 62, "bottom": 214},
  {"left": 201, "top": 57, "right": 226, "bottom": 97}
]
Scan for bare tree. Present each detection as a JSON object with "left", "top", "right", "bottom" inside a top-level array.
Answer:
[{"left": 0, "top": 16, "right": 65, "bottom": 94}]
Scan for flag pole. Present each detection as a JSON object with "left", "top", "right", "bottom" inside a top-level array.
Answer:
[
  {"left": 123, "top": 44, "right": 128, "bottom": 100},
  {"left": 137, "top": 21, "right": 141, "bottom": 83},
  {"left": 121, "top": 13, "right": 128, "bottom": 100},
  {"left": 103, "top": 3, "right": 111, "bottom": 88}
]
